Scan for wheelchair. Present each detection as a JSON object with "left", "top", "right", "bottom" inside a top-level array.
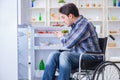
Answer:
[{"left": 72, "top": 36, "right": 120, "bottom": 80}]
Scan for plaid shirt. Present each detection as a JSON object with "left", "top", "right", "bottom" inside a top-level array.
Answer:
[{"left": 61, "top": 15, "right": 101, "bottom": 54}]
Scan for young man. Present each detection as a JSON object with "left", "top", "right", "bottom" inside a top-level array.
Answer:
[{"left": 42, "top": 3, "right": 101, "bottom": 80}]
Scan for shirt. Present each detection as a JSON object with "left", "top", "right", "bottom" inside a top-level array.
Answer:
[{"left": 61, "top": 15, "right": 101, "bottom": 54}]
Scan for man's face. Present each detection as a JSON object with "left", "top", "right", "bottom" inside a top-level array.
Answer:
[{"left": 60, "top": 13, "right": 73, "bottom": 26}]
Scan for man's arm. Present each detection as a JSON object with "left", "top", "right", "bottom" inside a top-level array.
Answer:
[{"left": 61, "top": 22, "right": 89, "bottom": 49}]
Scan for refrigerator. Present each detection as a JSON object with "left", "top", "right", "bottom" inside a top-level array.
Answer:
[{"left": 17, "top": 0, "right": 31, "bottom": 80}]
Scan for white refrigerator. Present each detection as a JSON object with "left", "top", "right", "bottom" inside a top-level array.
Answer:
[{"left": 17, "top": 0, "right": 32, "bottom": 80}]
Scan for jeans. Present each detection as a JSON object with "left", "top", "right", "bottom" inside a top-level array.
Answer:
[{"left": 42, "top": 50, "right": 96, "bottom": 80}]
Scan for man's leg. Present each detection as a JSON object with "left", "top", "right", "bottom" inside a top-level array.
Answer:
[
  {"left": 42, "top": 51, "right": 60, "bottom": 80},
  {"left": 58, "top": 51, "right": 80, "bottom": 80}
]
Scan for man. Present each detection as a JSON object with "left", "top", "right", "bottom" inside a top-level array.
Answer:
[{"left": 42, "top": 3, "right": 101, "bottom": 80}]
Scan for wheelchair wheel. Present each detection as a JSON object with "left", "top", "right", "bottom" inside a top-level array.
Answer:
[{"left": 92, "top": 61, "right": 120, "bottom": 80}]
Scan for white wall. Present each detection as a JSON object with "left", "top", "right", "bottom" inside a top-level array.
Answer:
[{"left": 0, "top": 0, "right": 18, "bottom": 80}]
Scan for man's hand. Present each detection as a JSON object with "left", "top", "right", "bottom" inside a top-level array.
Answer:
[{"left": 54, "top": 31, "right": 64, "bottom": 38}]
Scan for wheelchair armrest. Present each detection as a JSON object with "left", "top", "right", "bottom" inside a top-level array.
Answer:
[
  {"left": 85, "top": 51, "right": 104, "bottom": 56},
  {"left": 86, "top": 51, "right": 102, "bottom": 54}
]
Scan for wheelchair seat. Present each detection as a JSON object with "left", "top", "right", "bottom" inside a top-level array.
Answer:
[{"left": 81, "top": 56, "right": 103, "bottom": 70}]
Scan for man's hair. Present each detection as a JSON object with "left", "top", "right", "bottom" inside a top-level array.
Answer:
[{"left": 59, "top": 3, "right": 79, "bottom": 17}]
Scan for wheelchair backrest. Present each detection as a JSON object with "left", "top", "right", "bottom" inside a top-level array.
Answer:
[{"left": 99, "top": 37, "right": 108, "bottom": 54}]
